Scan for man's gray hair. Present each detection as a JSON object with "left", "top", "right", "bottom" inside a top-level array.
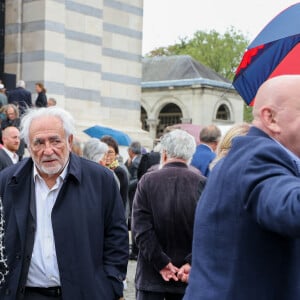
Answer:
[
  {"left": 160, "top": 129, "right": 196, "bottom": 161},
  {"left": 16, "top": 80, "right": 25, "bottom": 88},
  {"left": 83, "top": 138, "right": 108, "bottom": 163},
  {"left": 129, "top": 141, "right": 141, "bottom": 154},
  {"left": 20, "top": 107, "right": 76, "bottom": 145}
]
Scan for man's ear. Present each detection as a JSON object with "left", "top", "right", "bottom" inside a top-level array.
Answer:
[
  {"left": 260, "top": 106, "right": 281, "bottom": 134},
  {"left": 161, "top": 150, "right": 167, "bottom": 164},
  {"left": 211, "top": 141, "right": 218, "bottom": 152},
  {"left": 68, "top": 134, "right": 74, "bottom": 151}
]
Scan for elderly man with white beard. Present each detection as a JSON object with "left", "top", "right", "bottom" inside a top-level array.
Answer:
[{"left": 0, "top": 107, "right": 128, "bottom": 300}]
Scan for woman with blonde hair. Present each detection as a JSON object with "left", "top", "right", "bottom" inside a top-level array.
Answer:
[{"left": 210, "top": 123, "right": 251, "bottom": 169}]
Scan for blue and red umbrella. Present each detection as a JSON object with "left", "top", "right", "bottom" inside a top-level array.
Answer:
[{"left": 233, "top": 3, "right": 300, "bottom": 106}]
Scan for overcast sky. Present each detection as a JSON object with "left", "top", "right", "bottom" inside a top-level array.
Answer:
[{"left": 142, "top": 0, "right": 298, "bottom": 54}]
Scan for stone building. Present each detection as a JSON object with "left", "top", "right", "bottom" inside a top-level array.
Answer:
[
  {"left": 0, "top": 1, "right": 244, "bottom": 149},
  {"left": 141, "top": 55, "right": 244, "bottom": 140},
  {"left": 1, "top": 0, "right": 149, "bottom": 145}
]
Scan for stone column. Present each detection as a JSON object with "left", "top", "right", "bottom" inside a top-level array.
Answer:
[{"left": 146, "top": 118, "right": 159, "bottom": 140}]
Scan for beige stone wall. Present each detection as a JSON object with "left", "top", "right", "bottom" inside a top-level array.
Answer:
[
  {"left": 101, "top": 0, "right": 143, "bottom": 129},
  {"left": 4, "top": 0, "right": 152, "bottom": 147}
]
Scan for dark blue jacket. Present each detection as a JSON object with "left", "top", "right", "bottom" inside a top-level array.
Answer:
[
  {"left": 0, "top": 154, "right": 129, "bottom": 299},
  {"left": 7, "top": 87, "right": 32, "bottom": 115},
  {"left": 191, "top": 144, "right": 215, "bottom": 176},
  {"left": 184, "top": 127, "right": 300, "bottom": 300}
]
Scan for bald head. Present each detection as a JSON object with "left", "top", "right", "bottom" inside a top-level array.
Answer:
[
  {"left": 253, "top": 75, "right": 300, "bottom": 121},
  {"left": 252, "top": 75, "right": 300, "bottom": 157},
  {"left": 2, "top": 126, "right": 20, "bottom": 153}
]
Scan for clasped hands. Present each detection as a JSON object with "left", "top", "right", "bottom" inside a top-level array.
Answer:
[{"left": 159, "top": 262, "right": 191, "bottom": 283}]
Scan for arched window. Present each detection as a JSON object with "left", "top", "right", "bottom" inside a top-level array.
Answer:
[
  {"left": 216, "top": 104, "right": 230, "bottom": 120},
  {"left": 140, "top": 106, "right": 149, "bottom": 132},
  {"left": 157, "top": 103, "right": 183, "bottom": 137}
]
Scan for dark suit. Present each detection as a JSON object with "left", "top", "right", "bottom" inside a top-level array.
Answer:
[
  {"left": 190, "top": 144, "right": 216, "bottom": 176},
  {"left": 137, "top": 152, "right": 161, "bottom": 180},
  {"left": 126, "top": 155, "right": 141, "bottom": 255},
  {"left": 0, "top": 154, "right": 129, "bottom": 300},
  {"left": 126, "top": 155, "right": 142, "bottom": 181},
  {"left": 7, "top": 87, "right": 32, "bottom": 115},
  {"left": 126, "top": 154, "right": 142, "bottom": 214},
  {"left": 184, "top": 127, "right": 300, "bottom": 300},
  {"left": 133, "top": 162, "right": 206, "bottom": 296},
  {"left": 35, "top": 92, "right": 47, "bottom": 107},
  {"left": 0, "top": 149, "right": 14, "bottom": 171}
]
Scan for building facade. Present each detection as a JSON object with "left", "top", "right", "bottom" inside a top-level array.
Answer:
[
  {"left": 1, "top": 2, "right": 245, "bottom": 149},
  {"left": 141, "top": 56, "right": 244, "bottom": 140},
  {"left": 3, "top": 0, "right": 149, "bottom": 144}
]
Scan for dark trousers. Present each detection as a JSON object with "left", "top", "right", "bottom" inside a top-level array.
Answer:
[
  {"left": 136, "top": 290, "right": 184, "bottom": 300},
  {"left": 24, "top": 289, "right": 62, "bottom": 300}
]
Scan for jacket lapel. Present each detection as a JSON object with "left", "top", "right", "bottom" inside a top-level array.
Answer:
[{"left": 8, "top": 159, "right": 34, "bottom": 248}]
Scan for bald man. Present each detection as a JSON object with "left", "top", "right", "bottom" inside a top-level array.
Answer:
[
  {"left": 184, "top": 75, "right": 300, "bottom": 300},
  {"left": 0, "top": 126, "right": 20, "bottom": 171}
]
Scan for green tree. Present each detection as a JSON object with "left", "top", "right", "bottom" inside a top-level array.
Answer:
[
  {"left": 243, "top": 104, "right": 253, "bottom": 123},
  {"left": 146, "top": 27, "right": 249, "bottom": 81},
  {"left": 146, "top": 27, "right": 253, "bottom": 121}
]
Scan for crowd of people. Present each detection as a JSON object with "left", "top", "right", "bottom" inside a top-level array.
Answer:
[
  {"left": 0, "top": 79, "right": 56, "bottom": 116},
  {"left": 0, "top": 74, "right": 300, "bottom": 300}
]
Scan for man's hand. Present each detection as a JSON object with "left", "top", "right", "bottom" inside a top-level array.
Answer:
[
  {"left": 177, "top": 263, "right": 191, "bottom": 283},
  {"left": 159, "top": 262, "right": 179, "bottom": 282}
]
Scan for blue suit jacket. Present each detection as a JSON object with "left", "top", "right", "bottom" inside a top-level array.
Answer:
[
  {"left": 191, "top": 144, "right": 215, "bottom": 176},
  {"left": 0, "top": 154, "right": 128, "bottom": 299},
  {"left": 184, "top": 127, "right": 300, "bottom": 300}
]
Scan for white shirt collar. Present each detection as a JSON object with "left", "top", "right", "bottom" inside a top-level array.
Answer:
[{"left": 201, "top": 143, "right": 213, "bottom": 152}]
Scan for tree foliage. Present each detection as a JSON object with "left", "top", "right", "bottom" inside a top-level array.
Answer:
[
  {"left": 146, "top": 27, "right": 253, "bottom": 121},
  {"left": 146, "top": 27, "right": 249, "bottom": 81}
]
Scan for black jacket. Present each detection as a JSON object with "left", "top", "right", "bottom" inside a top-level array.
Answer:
[
  {"left": 114, "top": 165, "right": 129, "bottom": 208},
  {"left": 35, "top": 92, "right": 47, "bottom": 107},
  {"left": 132, "top": 162, "right": 206, "bottom": 293}
]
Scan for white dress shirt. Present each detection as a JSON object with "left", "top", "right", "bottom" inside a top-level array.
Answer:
[
  {"left": 26, "top": 163, "right": 68, "bottom": 287},
  {"left": 2, "top": 147, "right": 18, "bottom": 164}
]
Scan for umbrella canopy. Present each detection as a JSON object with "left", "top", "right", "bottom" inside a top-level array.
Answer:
[
  {"left": 166, "top": 123, "right": 203, "bottom": 144},
  {"left": 233, "top": 3, "right": 300, "bottom": 106},
  {"left": 83, "top": 125, "right": 132, "bottom": 146}
]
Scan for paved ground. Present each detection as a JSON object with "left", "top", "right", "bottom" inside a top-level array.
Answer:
[{"left": 124, "top": 260, "right": 137, "bottom": 300}]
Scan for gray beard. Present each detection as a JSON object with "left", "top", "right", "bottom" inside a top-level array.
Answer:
[{"left": 33, "top": 156, "right": 69, "bottom": 176}]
